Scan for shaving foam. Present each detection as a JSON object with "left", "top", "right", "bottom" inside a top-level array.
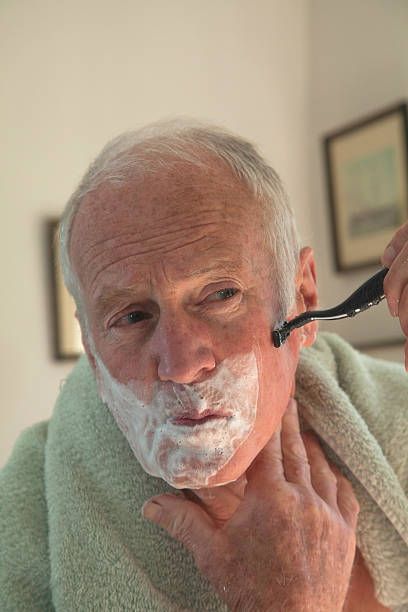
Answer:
[{"left": 94, "top": 352, "right": 259, "bottom": 489}]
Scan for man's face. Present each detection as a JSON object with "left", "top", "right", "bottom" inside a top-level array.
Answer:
[{"left": 71, "top": 160, "right": 311, "bottom": 488}]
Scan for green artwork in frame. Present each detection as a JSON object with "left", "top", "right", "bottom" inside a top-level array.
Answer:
[{"left": 324, "top": 102, "right": 408, "bottom": 271}]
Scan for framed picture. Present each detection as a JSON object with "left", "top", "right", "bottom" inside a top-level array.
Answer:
[
  {"left": 324, "top": 102, "right": 408, "bottom": 271},
  {"left": 46, "top": 219, "right": 83, "bottom": 360}
]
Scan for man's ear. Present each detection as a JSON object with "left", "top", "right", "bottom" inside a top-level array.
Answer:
[
  {"left": 75, "top": 310, "right": 97, "bottom": 373},
  {"left": 295, "top": 247, "right": 318, "bottom": 347}
]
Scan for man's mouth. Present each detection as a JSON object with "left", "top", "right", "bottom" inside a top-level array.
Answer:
[{"left": 170, "top": 409, "right": 230, "bottom": 427}]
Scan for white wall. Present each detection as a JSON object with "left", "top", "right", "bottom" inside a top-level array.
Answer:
[
  {"left": 0, "top": 0, "right": 310, "bottom": 466},
  {"left": 308, "top": 0, "right": 408, "bottom": 363}
]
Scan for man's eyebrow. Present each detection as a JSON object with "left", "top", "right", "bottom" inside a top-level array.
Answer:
[
  {"left": 94, "top": 287, "right": 145, "bottom": 316},
  {"left": 94, "top": 263, "right": 244, "bottom": 313}
]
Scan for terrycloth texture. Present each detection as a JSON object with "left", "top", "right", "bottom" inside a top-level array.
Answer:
[{"left": 1, "top": 333, "right": 407, "bottom": 611}]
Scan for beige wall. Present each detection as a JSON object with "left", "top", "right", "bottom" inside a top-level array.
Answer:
[
  {"left": 308, "top": 0, "right": 408, "bottom": 362},
  {"left": 0, "top": 0, "right": 310, "bottom": 466}
]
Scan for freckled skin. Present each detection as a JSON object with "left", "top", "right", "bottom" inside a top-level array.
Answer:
[
  {"left": 70, "top": 157, "right": 389, "bottom": 608},
  {"left": 70, "top": 158, "right": 318, "bottom": 487}
]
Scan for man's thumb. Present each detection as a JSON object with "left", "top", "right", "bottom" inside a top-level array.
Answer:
[{"left": 142, "top": 493, "right": 215, "bottom": 553}]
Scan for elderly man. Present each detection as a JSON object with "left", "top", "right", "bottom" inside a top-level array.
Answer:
[{"left": 1, "top": 120, "right": 408, "bottom": 611}]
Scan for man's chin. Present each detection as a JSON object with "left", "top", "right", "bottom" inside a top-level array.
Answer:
[
  {"left": 160, "top": 467, "right": 241, "bottom": 490},
  {"left": 169, "top": 452, "right": 251, "bottom": 490},
  {"left": 199, "top": 462, "right": 248, "bottom": 489}
]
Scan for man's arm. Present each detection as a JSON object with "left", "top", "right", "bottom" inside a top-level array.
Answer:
[{"left": 143, "top": 399, "right": 359, "bottom": 611}]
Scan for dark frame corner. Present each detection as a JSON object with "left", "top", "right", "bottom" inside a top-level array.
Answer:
[{"left": 45, "top": 217, "right": 82, "bottom": 361}]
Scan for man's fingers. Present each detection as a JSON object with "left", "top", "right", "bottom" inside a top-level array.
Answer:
[
  {"left": 381, "top": 221, "right": 408, "bottom": 368},
  {"left": 302, "top": 431, "right": 338, "bottom": 508},
  {"left": 330, "top": 464, "right": 360, "bottom": 529},
  {"left": 383, "top": 241, "right": 408, "bottom": 370},
  {"left": 247, "top": 398, "right": 313, "bottom": 494},
  {"left": 383, "top": 243, "right": 408, "bottom": 317},
  {"left": 397, "top": 283, "right": 408, "bottom": 371},
  {"left": 142, "top": 493, "right": 215, "bottom": 556},
  {"left": 398, "top": 281, "right": 408, "bottom": 336},
  {"left": 382, "top": 221, "right": 408, "bottom": 267},
  {"left": 382, "top": 220, "right": 408, "bottom": 323},
  {"left": 246, "top": 421, "right": 284, "bottom": 491},
  {"left": 302, "top": 434, "right": 360, "bottom": 527},
  {"left": 280, "top": 399, "right": 311, "bottom": 485}
]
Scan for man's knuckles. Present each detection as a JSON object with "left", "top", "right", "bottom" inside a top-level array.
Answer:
[
  {"left": 283, "top": 432, "right": 309, "bottom": 460},
  {"left": 339, "top": 491, "right": 360, "bottom": 517}
]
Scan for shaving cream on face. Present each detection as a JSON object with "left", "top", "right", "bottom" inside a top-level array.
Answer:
[{"left": 94, "top": 352, "right": 259, "bottom": 489}]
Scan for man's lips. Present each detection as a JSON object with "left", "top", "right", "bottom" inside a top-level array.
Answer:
[{"left": 170, "top": 409, "right": 231, "bottom": 427}]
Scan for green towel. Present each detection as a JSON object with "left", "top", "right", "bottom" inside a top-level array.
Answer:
[{"left": 1, "top": 332, "right": 407, "bottom": 611}]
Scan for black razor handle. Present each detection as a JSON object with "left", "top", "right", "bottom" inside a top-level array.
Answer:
[
  {"left": 272, "top": 268, "right": 388, "bottom": 348},
  {"left": 317, "top": 267, "right": 387, "bottom": 318}
]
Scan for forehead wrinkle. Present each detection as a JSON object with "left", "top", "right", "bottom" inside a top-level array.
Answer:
[
  {"left": 155, "top": 206, "right": 226, "bottom": 225},
  {"left": 87, "top": 233, "right": 214, "bottom": 295},
  {"left": 81, "top": 224, "right": 212, "bottom": 273},
  {"left": 74, "top": 172, "right": 263, "bottom": 304},
  {"left": 71, "top": 185, "right": 225, "bottom": 258},
  {"left": 73, "top": 174, "right": 256, "bottom": 276},
  {"left": 78, "top": 186, "right": 248, "bottom": 255},
  {"left": 76, "top": 217, "right": 222, "bottom": 278},
  {"left": 183, "top": 262, "right": 243, "bottom": 279},
  {"left": 94, "top": 257, "right": 247, "bottom": 306}
]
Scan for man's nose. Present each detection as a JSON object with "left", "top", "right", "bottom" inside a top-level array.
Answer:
[{"left": 150, "top": 313, "right": 216, "bottom": 384}]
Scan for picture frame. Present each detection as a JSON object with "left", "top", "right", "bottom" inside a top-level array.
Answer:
[
  {"left": 324, "top": 102, "right": 408, "bottom": 271},
  {"left": 46, "top": 219, "right": 83, "bottom": 360}
]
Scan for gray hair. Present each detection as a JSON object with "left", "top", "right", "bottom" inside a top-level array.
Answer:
[{"left": 59, "top": 118, "right": 300, "bottom": 323}]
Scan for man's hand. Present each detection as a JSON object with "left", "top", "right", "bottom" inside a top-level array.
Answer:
[
  {"left": 382, "top": 220, "right": 408, "bottom": 370},
  {"left": 142, "top": 399, "right": 359, "bottom": 611}
]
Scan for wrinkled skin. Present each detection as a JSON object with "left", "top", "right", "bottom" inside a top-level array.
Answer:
[
  {"left": 69, "top": 157, "right": 404, "bottom": 610},
  {"left": 144, "top": 399, "right": 360, "bottom": 611},
  {"left": 71, "top": 159, "right": 318, "bottom": 487}
]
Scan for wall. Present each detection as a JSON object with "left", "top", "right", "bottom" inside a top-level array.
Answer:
[
  {"left": 308, "top": 0, "right": 408, "bottom": 363},
  {"left": 0, "top": 0, "right": 310, "bottom": 466}
]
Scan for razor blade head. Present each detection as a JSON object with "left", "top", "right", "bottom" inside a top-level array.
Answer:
[{"left": 272, "top": 323, "right": 291, "bottom": 348}]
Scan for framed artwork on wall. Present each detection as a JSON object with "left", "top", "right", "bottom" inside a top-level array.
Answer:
[
  {"left": 324, "top": 101, "right": 408, "bottom": 271},
  {"left": 46, "top": 219, "right": 83, "bottom": 360}
]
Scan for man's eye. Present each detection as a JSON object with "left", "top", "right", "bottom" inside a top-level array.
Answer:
[
  {"left": 207, "top": 288, "right": 239, "bottom": 302},
  {"left": 115, "top": 311, "right": 152, "bottom": 327}
]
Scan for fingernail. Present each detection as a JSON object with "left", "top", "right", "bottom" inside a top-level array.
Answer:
[
  {"left": 142, "top": 500, "right": 162, "bottom": 522},
  {"left": 383, "top": 245, "right": 397, "bottom": 266},
  {"left": 387, "top": 297, "right": 399, "bottom": 317}
]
